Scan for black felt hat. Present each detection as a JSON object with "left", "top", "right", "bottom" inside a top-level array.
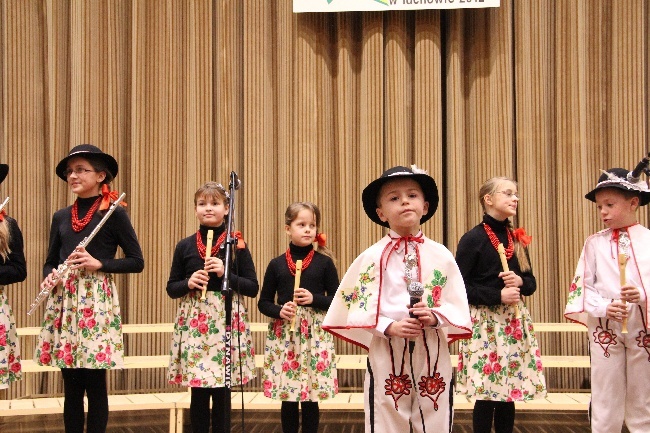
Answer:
[
  {"left": 55, "top": 144, "right": 118, "bottom": 181},
  {"left": 585, "top": 167, "right": 650, "bottom": 206},
  {"left": 0, "top": 164, "right": 7, "bottom": 185},
  {"left": 362, "top": 165, "right": 439, "bottom": 227}
]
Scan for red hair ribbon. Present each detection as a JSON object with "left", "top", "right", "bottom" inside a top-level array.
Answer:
[
  {"left": 315, "top": 233, "right": 327, "bottom": 247},
  {"left": 512, "top": 228, "right": 532, "bottom": 247},
  {"left": 233, "top": 231, "right": 245, "bottom": 249},
  {"left": 100, "top": 184, "right": 127, "bottom": 211},
  {"left": 0, "top": 209, "right": 5, "bottom": 222}
]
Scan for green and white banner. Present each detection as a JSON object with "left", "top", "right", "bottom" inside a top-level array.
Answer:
[{"left": 294, "top": 0, "right": 500, "bottom": 13}]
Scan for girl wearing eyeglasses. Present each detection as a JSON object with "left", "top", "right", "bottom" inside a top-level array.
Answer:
[
  {"left": 35, "top": 144, "right": 144, "bottom": 433},
  {"left": 455, "top": 177, "right": 546, "bottom": 433}
]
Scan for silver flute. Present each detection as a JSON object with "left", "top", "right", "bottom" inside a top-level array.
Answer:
[
  {"left": 0, "top": 197, "right": 9, "bottom": 214},
  {"left": 27, "top": 193, "right": 126, "bottom": 316}
]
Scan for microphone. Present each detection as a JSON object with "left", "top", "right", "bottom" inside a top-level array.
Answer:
[
  {"left": 408, "top": 282, "right": 424, "bottom": 318},
  {"left": 407, "top": 282, "right": 424, "bottom": 354},
  {"left": 627, "top": 153, "right": 650, "bottom": 183},
  {"left": 230, "top": 171, "right": 241, "bottom": 190}
]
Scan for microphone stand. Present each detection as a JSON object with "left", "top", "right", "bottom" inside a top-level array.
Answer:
[
  {"left": 221, "top": 171, "right": 240, "bottom": 432},
  {"left": 407, "top": 280, "right": 426, "bottom": 432}
]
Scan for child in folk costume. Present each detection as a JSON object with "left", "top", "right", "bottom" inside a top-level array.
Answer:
[
  {"left": 0, "top": 164, "right": 27, "bottom": 389},
  {"left": 564, "top": 168, "right": 650, "bottom": 433},
  {"left": 167, "top": 181, "right": 258, "bottom": 433},
  {"left": 35, "top": 144, "right": 144, "bottom": 433},
  {"left": 455, "top": 177, "right": 546, "bottom": 433},
  {"left": 323, "top": 166, "right": 472, "bottom": 433},
  {"left": 258, "top": 202, "right": 339, "bottom": 433}
]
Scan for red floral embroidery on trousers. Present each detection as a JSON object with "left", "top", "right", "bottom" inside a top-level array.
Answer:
[
  {"left": 418, "top": 372, "right": 446, "bottom": 410},
  {"left": 633, "top": 305, "right": 650, "bottom": 362},
  {"left": 593, "top": 319, "right": 617, "bottom": 358},
  {"left": 417, "top": 329, "right": 446, "bottom": 411},
  {"left": 384, "top": 373, "right": 412, "bottom": 410},
  {"left": 383, "top": 339, "right": 411, "bottom": 410}
]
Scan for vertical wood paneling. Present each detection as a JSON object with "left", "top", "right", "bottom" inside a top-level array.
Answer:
[
  {"left": 384, "top": 11, "right": 412, "bottom": 166},
  {"left": 244, "top": 0, "right": 275, "bottom": 327},
  {"left": 215, "top": 0, "right": 242, "bottom": 209},
  {"left": 316, "top": 15, "right": 337, "bottom": 250},
  {"left": 294, "top": 13, "right": 322, "bottom": 201},
  {"left": 553, "top": 1, "right": 604, "bottom": 390},
  {"left": 44, "top": 0, "right": 72, "bottom": 214},
  {"left": 2, "top": 0, "right": 49, "bottom": 398},
  {"left": 4, "top": 0, "right": 50, "bottom": 349},
  {"left": 445, "top": 10, "right": 471, "bottom": 250},
  {"left": 446, "top": 1, "right": 515, "bottom": 248},
  {"left": 1, "top": 0, "right": 649, "bottom": 398},
  {"left": 273, "top": 0, "right": 294, "bottom": 262},
  {"left": 335, "top": 12, "right": 361, "bottom": 272},
  {"left": 359, "top": 13, "right": 385, "bottom": 248},
  {"left": 609, "top": 1, "right": 646, "bottom": 162},
  {"left": 129, "top": 0, "right": 189, "bottom": 330},
  {"left": 413, "top": 11, "right": 443, "bottom": 241}
]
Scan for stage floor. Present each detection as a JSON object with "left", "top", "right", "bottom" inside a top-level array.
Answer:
[{"left": 0, "top": 408, "right": 626, "bottom": 433}]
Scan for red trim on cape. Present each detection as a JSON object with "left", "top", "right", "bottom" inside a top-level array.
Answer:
[{"left": 322, "top": 328, "right": 370, "bottom": 351}]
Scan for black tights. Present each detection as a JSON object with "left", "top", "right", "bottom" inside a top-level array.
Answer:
[
  {"left": 190, "top": 387, "right": 227, "bottom": 433},
  {"left": 280, "top": 401, "right": 320, "bottom": 433},
  {"left": 473, "top": 400, "right": 515, "bottom": 433},
  {"left": 61, "top": 368, "right": 108, "bottom": 433}
]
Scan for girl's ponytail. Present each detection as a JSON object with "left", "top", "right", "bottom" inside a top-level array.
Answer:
[{"left": 0, "top": 219, "right": 11, "bottom": 261}]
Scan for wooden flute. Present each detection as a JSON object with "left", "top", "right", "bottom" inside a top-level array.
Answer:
[
  {"left": 498, "top": 243, "right": 520, "bottom": 318},
  {"left": 200, "top": 229, "right": 215, "bottom": 300},
  {"left": 290, "top": 259, "right": 303, "bottom": 334},
  {"left": 619, "top": 253, "right": 628, "bottom": 334}
]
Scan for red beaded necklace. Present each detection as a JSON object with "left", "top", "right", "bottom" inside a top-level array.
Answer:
[
  {"left": 285, "top": 248, "right": 315, "bottom": 276},
  {"left": 71, "top": 197, "right": 102, "bottom": 232},
  {"left": 196, "top": 231, "right": 227, "bottom": 259},
  {"left": 483, "top": 223, "right": 514, "bottom": 259}
]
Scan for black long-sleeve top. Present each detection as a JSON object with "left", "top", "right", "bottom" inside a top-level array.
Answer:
[
  {"left": 455, "top": 214, "right": 536, "bottom": 307},
  {"left": 0, "top": 217, "right": 27, "bottom": 285},
  {"left": 166, "top": 224, "right": 259, "bottom": 299},
  {"left": 43, "top": 196, "right": 144, "bottom": 277},
  {"left": 258, "top": 243, "right": 339, "bottom": 319}
]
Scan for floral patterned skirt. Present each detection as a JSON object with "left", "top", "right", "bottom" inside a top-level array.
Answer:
[
  {"left": 168, "top": 291, "right": 256, "bottom": 388},
  {"left": 456, "top": 303, "right": 546, "bottom": 402},
  {"left": 34, "top": 270, "right": 123, "bottom": 369},
  {"left": 0, "top": 288, "right": 21, "bottom": 388},
  {"left": 262, "top": 308, "right": 338, "bottom": 402}
]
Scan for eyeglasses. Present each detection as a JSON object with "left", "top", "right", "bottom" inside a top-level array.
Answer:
[
  {"left": 64, "top": 167, "right": 95, "bottom": 177},
  {"left": 496, "top": 190, "right": 521, "bottom": 199}
]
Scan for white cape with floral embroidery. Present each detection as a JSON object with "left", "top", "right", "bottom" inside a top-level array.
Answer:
[
  {"left": 564, "top": 224, "right": 650, "bottom": 328},
  {"left": 323, "top": 234, "right": 472, "bottom": 350}
]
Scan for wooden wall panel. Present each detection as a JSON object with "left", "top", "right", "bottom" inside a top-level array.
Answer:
[
  {"left": 513, "top": 0, "right": 555, "bottom": 323},
  {"left": 334, "top": 12, "right": 361, "bottom": 272},
  {"left": 1, "top": 0, "right": 649, "bottom": 398},
  {"left": 272, "top": 0, "right": 294, "bottom": 265},
  {"left": 414, "top": 11, "right": 443, "bottom": 241},
  {"left": 2, "top": 0, "right": 52, "bottom": 398},
  {"left": 358, "top": 13, "right": 385, "bottom": 249},
  {"left": 385, "top": 11, "right": 412, "bottom": 167},
  {"left": 445, "top": 10, "right": 471, "bottom": 248}
]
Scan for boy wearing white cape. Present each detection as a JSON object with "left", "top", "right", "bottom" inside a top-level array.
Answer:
[
  {"left": 323, "top": 165, "right": 471, "bottom": 433},
  {"left": 564, "top": 167, "right": 650, "bottom": 433}
]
